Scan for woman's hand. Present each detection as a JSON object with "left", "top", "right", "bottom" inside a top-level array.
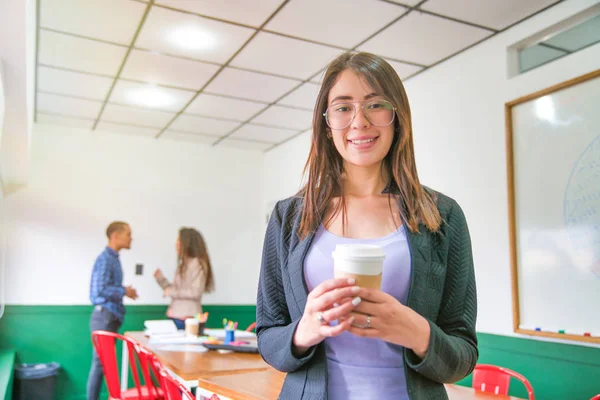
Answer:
[
  {"left": 163, "top": 287, "right": 172, "bottom": 298},
  {"left": 292, "top": 278, "right": 362, "bottom": 356},
  {"left": 153, "top": 268, "right": 165, "bottom": 280},
  {"left": 348, "top": 288, "right": 431, "bottom": 359}
]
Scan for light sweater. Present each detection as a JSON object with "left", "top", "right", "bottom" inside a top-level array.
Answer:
[{"left": 155, "top": 257, "right": 207, "bottom": 319}]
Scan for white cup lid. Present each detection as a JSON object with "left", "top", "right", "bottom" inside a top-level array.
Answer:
[{"left": 332, "top": 244, "right": 386, "bottom": 261}]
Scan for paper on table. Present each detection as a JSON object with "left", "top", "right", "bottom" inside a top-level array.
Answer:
[
  {"left": 148, "top": 335, "right": 205, "bottom": 345},
  {"left": 155, "top": 344, "right": 208, "bottom": 353},
  {"left": 144, "top": 319, "right": 178, "bottom": 335}
]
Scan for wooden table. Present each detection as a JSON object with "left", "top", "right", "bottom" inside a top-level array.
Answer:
[
  {"left": 124, "top": 332, "right": 524, "bottom": 400},
  {"left": 123, "top": 332, "right": 270, "bottom": 390},
  {"left": 197, "top": 368, "right": 525, "bottom": 400},
  {"left": 197, "top": 368, "right": 286, "bottom": 400}
]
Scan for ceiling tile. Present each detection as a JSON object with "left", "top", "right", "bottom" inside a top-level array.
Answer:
[
  {"left": 218, "top": 138, "right": 273, "bottom": 151},
  {"left": 109, "top": 80, "right": 195, "bottom": 112},
  {"left": 155, "top": 0, "right": 285, "bottom": 28},
  {"left": 160, "top": 130, "right": 220, "bottom": 145},
  {"left": 358, "top": 12, "right": 493, "bottom": 65},
  {"left": 205, "top": 67, "right": 299, "bottom": 103},
  {"left": 101, "top": 104, "right": 175, "bottom": 128},
  {"left": 230, "top": 32, "right": 342, "bottom": 80},
  {"left": 421, "top": 0, "right": 559, "bottom": 31},
  {"left": 169, "top": 115, "right": 241, "bottom": 136},
  {"left": 385, "top": 59, "right": 423, "bottom": 80},
  {"left": 135, "top": 6, "right": 256, "bottom": 64},
  {"left": 251, "top": 106, "right": 312, "bottom": 130},
  {"left": 121, "top": 49, "right": 220, "bottom": 90},
  {"left": 278, "top": 82, "right": 320, "bottom": 110},
  {"left": 37, "top": 93, "right": 102, "bottom": 119},
  {"left": 37, "top": 66, "right": 113, "bottom": 100},
  {"left": 36, "top": 113, "right": 94, "bottom": 130},
  {"left": 265, "top": 0, "right": 406, "bottom": 48},
  {"left": 39, "top": 30, "right": 127, "bottom": 75},
  {"left": 96, "top": 121, "right": 160, "bottom": 138},
  {"left": 40, "top": 0, "right": 146, "bottom": 45},
  {"left": 230, "top": 123, "right": 297, "bottom": 143},
  {"left": 387, "top": 0, "right": 421, "bottom": 5},
  {"left": 185, "top": 93, "right": 266, "bottom": 121}
]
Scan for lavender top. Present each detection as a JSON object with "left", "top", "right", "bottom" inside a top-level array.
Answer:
[{"left": 304, "top": 224, "right": 412, "bottom": 399}]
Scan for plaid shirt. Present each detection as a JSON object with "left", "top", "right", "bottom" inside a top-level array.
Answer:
[{"left": 90, "top": 247, "right": 126, "bottom": 322}]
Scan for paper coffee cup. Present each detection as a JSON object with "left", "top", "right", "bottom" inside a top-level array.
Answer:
[
  {"left": 185, "top": 318, "right": 200, "bottom": 337},
  {"left": 332, "top": 244, "right": 385, "bottom": 289}
]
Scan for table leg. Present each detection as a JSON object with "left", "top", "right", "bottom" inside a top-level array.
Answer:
[{"left": 120, "top": 340, "right": 128, "bottom": 393}]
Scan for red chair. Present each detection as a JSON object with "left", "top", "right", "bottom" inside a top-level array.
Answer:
[
  {"left": 141, "top": 348, "right": 193, "bottom": 400},
  {"left": 246, "top": 322, "right": 257, "bottom": 332},
  {"left": 91, "top": 330, "right": 163, "bottom": 400},
  {"left": 157, "top": 368, "right": 194, "bottom": 400},
  {"left": 590, "top": 395, "right": 600, "bottom": 400},
  {"left": 472, "top": 364, "right": 535, "bottom": 400},
  {"left": 136, "top": 346, "right": 165, "bottom": 399}
]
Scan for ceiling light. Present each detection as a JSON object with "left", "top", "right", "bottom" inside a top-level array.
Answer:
[
  {"left": 168, "top": 26, "right": 216, "bottom": 51},
  {"left": 125, "top": 86, "right": 173, "bottom": 109}
]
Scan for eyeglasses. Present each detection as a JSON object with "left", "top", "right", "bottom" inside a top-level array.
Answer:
[{"left": 323, "top": 99, "right": 396, "bottom": 130}]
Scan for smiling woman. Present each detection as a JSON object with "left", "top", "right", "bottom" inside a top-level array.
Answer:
[{"left": 256, "top": 52, "right": 479, "bottom": 400}]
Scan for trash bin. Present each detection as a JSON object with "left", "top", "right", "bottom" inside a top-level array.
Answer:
[{"left": 14, "top": 362, "right": 60, "bottom": 400}]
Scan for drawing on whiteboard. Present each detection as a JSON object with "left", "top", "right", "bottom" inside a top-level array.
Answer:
[{"left": 564, "top": 134, "right": 600, "bottom": 279}]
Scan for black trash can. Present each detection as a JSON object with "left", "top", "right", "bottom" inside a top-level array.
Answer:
[{"left": 14, "top": 362, "right": 60, "bottom": 400}]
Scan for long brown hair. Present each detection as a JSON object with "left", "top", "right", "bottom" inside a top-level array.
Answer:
[
  {"left": 178, "top": 228, "right": 215, "bottom": 293},
  {"left": 298, "top": 52, "right": 441, "bottom": 239}
]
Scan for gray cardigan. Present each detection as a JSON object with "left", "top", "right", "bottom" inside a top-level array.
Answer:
[{"left": 256, "top": 191, "right": 478, "bottom": 399}]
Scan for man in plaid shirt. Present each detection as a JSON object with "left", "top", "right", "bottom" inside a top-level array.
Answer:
[{"left": 86, "top": 221, "right": 138, "bottom": 400}]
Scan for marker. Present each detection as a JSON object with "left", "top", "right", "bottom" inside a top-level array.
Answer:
[
  {"left": 584, "top": 332, "right": 591, "bottom": 337},
  {"left": 558, "top": 330, "right": 565, "bottom": 334},
  {"left": 535, "top": 327, "right": 541, "bottom": 332}
]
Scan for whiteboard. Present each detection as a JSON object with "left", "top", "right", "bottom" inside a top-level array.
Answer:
[{"left": 507, "top": 70, "right": 600, "bottom": 343}]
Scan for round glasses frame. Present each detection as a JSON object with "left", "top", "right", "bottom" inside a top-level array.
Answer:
[{"left": 323, "top": 99, "right": 397, "bottom": 130}]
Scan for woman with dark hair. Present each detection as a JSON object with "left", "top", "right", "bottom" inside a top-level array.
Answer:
[
  {"left": 256, "top": 52, "right": 478, "bottom": 399},
  {"left": 154, "top": 227, "right": 215, "bottom": 329}
]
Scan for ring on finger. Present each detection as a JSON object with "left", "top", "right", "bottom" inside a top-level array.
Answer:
[
  {"left": 316, "top": 312, "right": 328, "bottom": 324},
  {"left": 353, "top": 315, "right": 372, "bottom": 329}
]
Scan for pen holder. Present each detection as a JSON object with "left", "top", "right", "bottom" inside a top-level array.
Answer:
[
  {"left": 197, "top": 322, "right": 206, "bottom": 337},
  {"left": 224, "top": 329, "right": 235, "bottom": 344}
]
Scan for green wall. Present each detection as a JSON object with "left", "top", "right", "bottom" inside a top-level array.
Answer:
[{"left": 0, "top": 305, "right": 598, "bottom": 400}]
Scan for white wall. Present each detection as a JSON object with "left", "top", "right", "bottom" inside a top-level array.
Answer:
[
  {"left": 4, "top": 124, "right": 264, "bottom": 305},
  {"left": 263, "top": 132, "right": 311, "bottom": 211},
  {"left": 262, "top": 0, "right": 600, "bottom": 337}
]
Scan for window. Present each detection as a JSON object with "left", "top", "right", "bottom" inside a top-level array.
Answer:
[{"left": 509, "top": 3, "right": 600, "bottom": 76}]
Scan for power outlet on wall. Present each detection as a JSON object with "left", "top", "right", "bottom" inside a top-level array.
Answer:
[{"left": 135, "top": 263, "right": 143, "bottom": 275}]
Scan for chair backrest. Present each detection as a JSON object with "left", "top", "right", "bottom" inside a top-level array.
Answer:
[
  {"left": 91, "top": 330, "right": 161, "bottom": 400},
  {"left": 135, "top": 345, "right": 163, "bottom": 399},
  {"left": 473, "top": 364, "right": 535, "bottom": 400},
  {"left": 158, "top": 369, "right": 194, "bottom": 400}
]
